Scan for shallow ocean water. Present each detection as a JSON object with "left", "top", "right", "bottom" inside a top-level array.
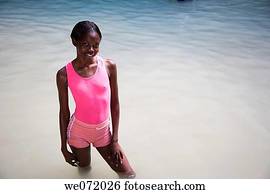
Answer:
[{"left": 0, "top": 0, "right": 270, "bottom": 178}]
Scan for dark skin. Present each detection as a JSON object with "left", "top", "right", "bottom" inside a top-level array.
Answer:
[{"left": 56, "top": 31, "right": 135, "bottom": 178}]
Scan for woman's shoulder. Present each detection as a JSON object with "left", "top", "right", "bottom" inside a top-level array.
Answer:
[
  {"left": 104, "top": 58, "right": 117, "bottom": 71},
  {"left": 103, "top": 58, "right": 117, "bottom": 76},
  {"left": 56, "top": 65, "right": 68, "bottom": 83},
  {"left": 103, "top": 58, "right": 116, "bottom": 66}
]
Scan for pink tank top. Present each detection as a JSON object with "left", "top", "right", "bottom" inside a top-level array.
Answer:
[{"left": 66, "top": 56, "right": 111, "bottom": 124}]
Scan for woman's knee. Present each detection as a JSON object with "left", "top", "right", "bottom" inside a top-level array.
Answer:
[
  {"left": 76, "top": 153, "right": 91, "bottom": 167},
  {"left": 78, "top": 159, "right": 91, "bottom": 167},
  {"left": 70, "top": 145, "right": 91, "bottom": 168}
]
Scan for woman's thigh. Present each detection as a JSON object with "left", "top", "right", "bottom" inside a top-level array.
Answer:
[
  {"left": 70, "top": 145, "right": 91, "bottom": 167},
  {"left": 96, "top": 143, "right": 134, "bottom": 175}
]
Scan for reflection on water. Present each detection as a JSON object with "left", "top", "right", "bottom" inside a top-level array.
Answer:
[{"left": 0, "top": 0, "right": 270, "bottom": 178}]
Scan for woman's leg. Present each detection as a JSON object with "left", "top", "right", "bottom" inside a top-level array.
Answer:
[
  {"left": 70, "top": 145, "right": 91, "bottom": 168},
  {"left": 96, "top": 143, "right": 136, "bottom": 178}
]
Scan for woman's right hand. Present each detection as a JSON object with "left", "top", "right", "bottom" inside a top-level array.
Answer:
[{"left": 62, "top": 149, "right": 79, "bottom": 167}]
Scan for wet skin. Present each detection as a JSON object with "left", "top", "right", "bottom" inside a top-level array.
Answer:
[{"left": 56, "top": 31, "right": 135, "bottom": 178}]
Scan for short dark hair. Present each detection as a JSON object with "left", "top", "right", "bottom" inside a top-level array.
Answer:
[{"left": 70, "top": 21, "right": 102, "bottom": 42}]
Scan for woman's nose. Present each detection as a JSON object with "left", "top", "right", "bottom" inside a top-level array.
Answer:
[{"left": 89, "top": 46, "right": 94, "bottom": 52}]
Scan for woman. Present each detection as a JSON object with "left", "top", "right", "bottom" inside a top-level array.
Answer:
[{"left": 56, "top": 20, "right": 135, "bottom": 178}]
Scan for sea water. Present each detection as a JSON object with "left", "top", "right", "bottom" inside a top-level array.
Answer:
[{"left": 0, "top": 0, "right": 270, "bottom": 178}]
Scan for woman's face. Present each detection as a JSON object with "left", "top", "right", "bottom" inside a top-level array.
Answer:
[{"left": 75, "top": 31, "right": 101, "bottom": 61}]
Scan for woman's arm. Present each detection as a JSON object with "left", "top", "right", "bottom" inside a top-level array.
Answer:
[
  {"left": 56, "top": 67, "right": 70, "bottom": 150},
  {"left": 56, "top": 67, "right": 77, "bottom": 166},
  {"left": 105, "top": 59, "right": 120, "bottom": 143}
]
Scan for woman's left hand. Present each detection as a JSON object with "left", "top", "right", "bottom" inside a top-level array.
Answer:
[{"left": 111, "top": 142, "right": 123, "bottom": 165}]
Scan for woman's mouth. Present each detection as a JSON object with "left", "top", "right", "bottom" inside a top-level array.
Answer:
[{"left": 86, "top": 52, "right": 95, "bottom": 57}]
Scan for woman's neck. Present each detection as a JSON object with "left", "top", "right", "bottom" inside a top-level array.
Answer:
[{"left": 75, "top": 56, "right": 97, "bottom": 69}]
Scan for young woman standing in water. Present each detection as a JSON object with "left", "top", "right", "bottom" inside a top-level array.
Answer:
[{"left": 56, "top": 21, "right": 135, "bottom": 178}]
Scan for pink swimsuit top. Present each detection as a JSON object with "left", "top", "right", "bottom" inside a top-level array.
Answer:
[{"left": 66, "top": 56, "right": 111, "bottom": 124}]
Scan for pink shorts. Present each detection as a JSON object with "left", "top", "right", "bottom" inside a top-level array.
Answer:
[{"left": 67, "top": 115, "right": 112, "bottom": 148}]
